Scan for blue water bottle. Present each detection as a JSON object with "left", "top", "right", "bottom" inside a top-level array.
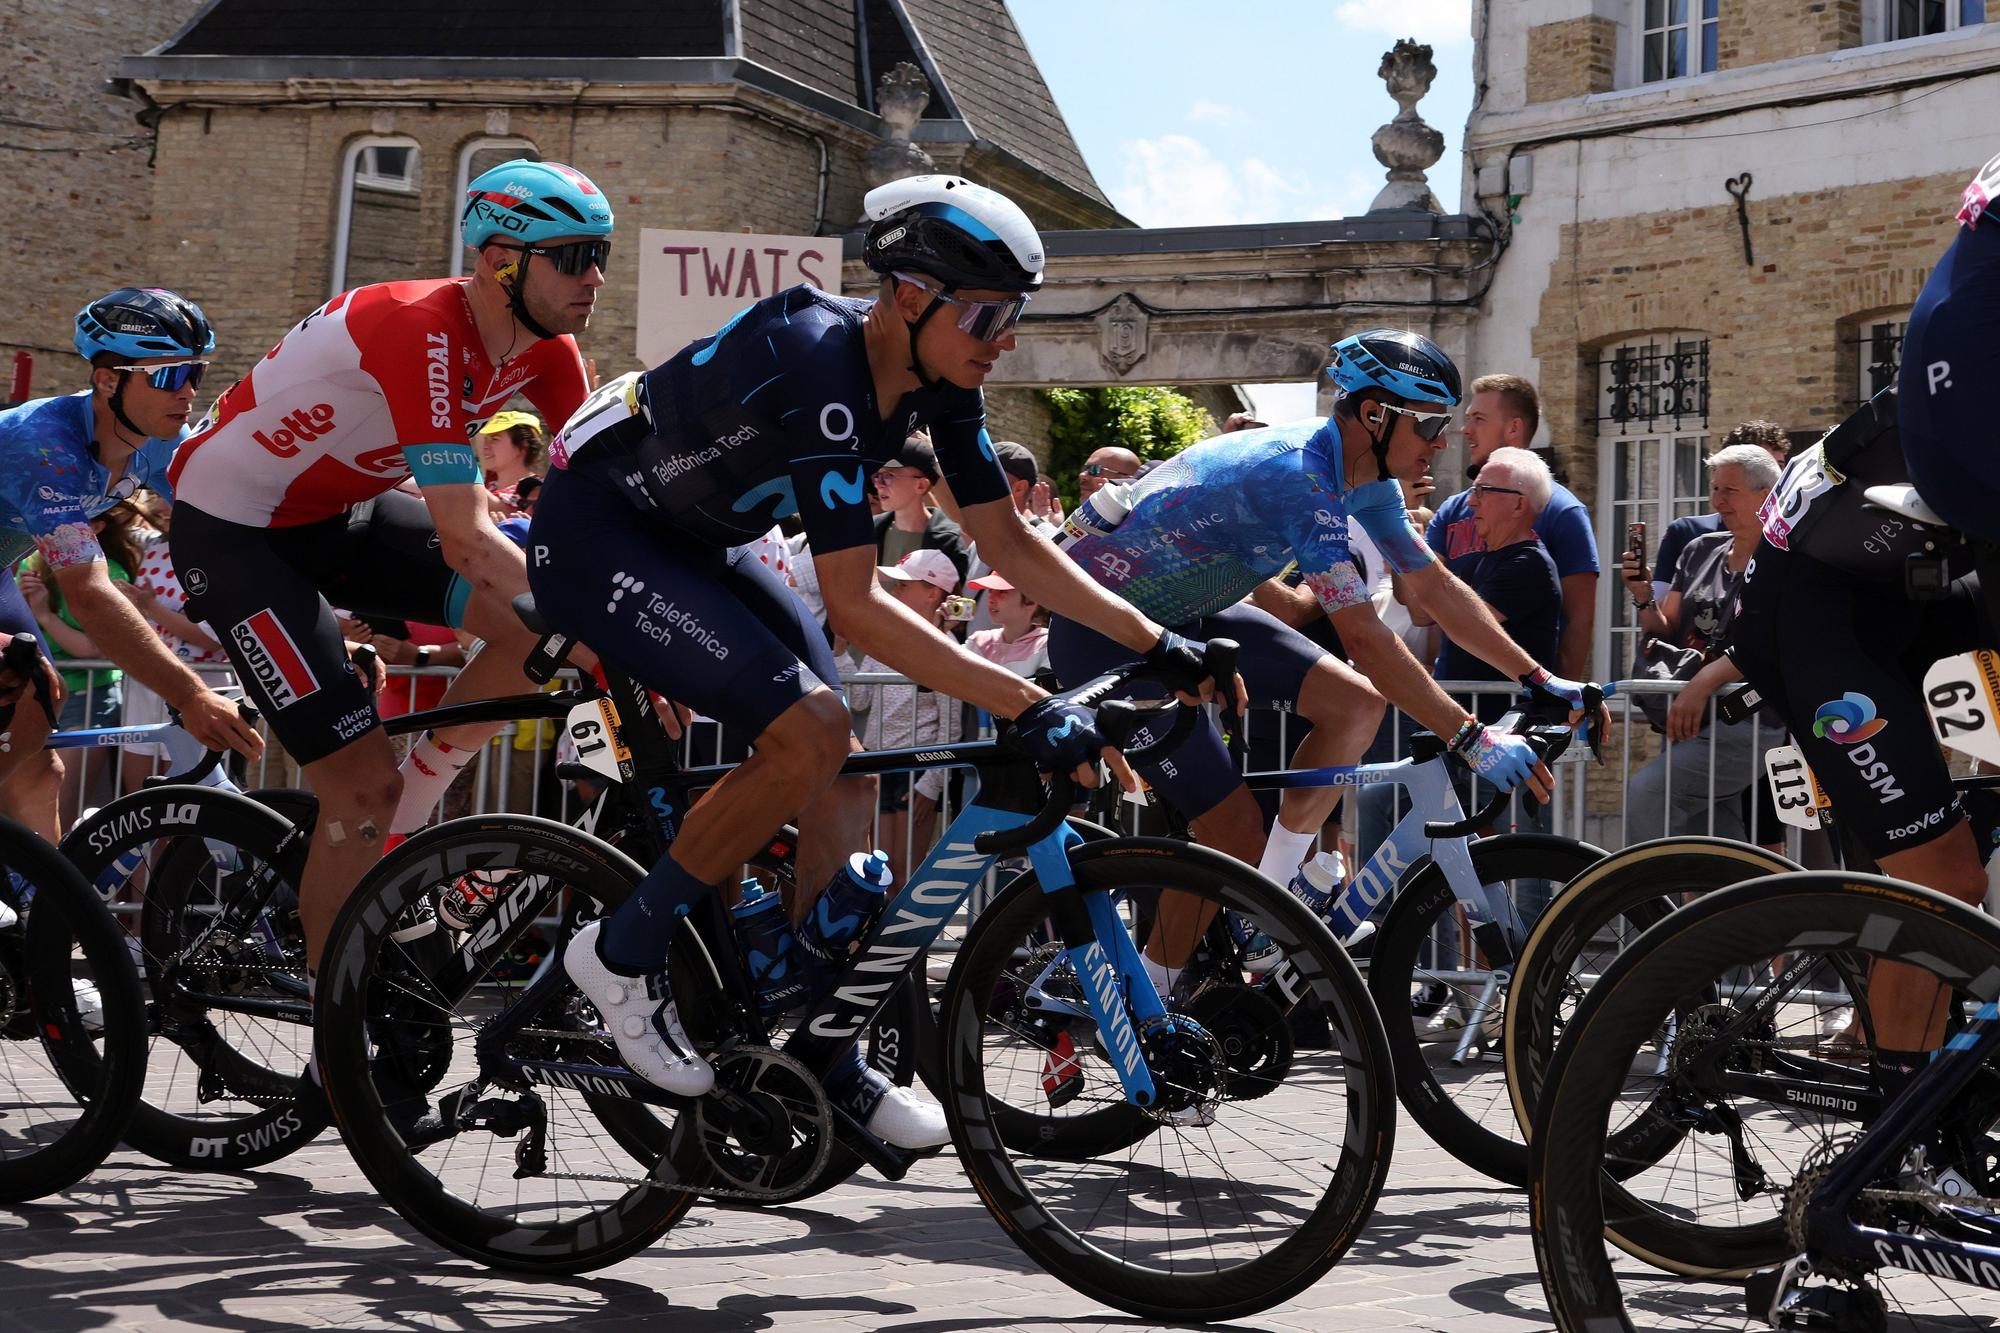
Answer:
[
  {"left": 796, "top": 851, "right": 893, "bottom": 989},
  {"left": 731, "top": 879, "right": 806, "bottom": 1017}
]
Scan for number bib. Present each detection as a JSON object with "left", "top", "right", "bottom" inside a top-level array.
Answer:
[
  {"left": 1764, "top": 744, "right": 1829, "bottom": 831},
  {"left": 1924, "top": 651, "right": 2000, "bottom": 765},
  {"left": 565, "top": 697, "right": 633, "bottom": 784}
]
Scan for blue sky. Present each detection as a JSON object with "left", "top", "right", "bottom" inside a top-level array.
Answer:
[{"left": 1007, "top": 0, "right": 1475, "bottom": 416}]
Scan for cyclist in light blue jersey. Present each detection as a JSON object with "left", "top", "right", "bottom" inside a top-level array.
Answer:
[
  {"left": 1053, "top": 329, "right": 1603, "bottom": 924},
  {"left": 0, "top": 289, "right": 263, "bottom": 839}
]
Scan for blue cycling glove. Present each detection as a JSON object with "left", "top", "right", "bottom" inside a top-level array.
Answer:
[
  {"left": 1521, "top": 667, "right": 1589, "bottom": 712},
  {"left": 1013, "top": 696, "right": 1106, "bottom": 775},
  {"left": 1143, "top": 630, "right": 1209, "bottom": 695},
  {"left": 1463, "top": 727, "right": 1541, "bottom": 792}
]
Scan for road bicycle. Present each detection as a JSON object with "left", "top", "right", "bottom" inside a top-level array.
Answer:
[{"left": 313, "top": 629, "right": 1400, "bottom": 1321}]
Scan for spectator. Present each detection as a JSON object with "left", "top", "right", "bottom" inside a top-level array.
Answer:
[
  {"left": 1427, "top": 375, "right": 1599, "bottom": 677},
  {"left": 1077, "top": 445, "right": 1141, "bottom": 500},
  {"left": 118, "top": 489, "right": 238, "bottom": 793},
  {"left": 965, "top": 571, "right": 1050, "bottom": 679},
  {"left": 1222, "top": 411, "right": 1268, "bottom": 434},
  {"left": 849, "top": 549, "right": 963, "bottom": 886},
  {"left": 1648, "top": 419, "right": 1790, "bottom": 604},
  {"left": 872, "top": 432, "right": 969, "bottom": 582},
  {"left": 989, "top": 441, "right": 1059, "bottom": 537},
  {"left": 1620, "top": 443, "right": 1780, "bottom": 841},
  {"left": 476, "top": 410, "right": 549, "bottom": 516}
]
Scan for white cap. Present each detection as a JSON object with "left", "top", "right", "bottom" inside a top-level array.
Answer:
[{"left": 877, "top": 548, "right": 959, "bottom": 592}]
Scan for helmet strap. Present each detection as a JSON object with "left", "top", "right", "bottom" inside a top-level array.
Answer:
[
  {"left": 903, "top": 279, "right": 952, "bottom": 391},
  {"left": 497, "top": 251, "right": 558, "bottom": 342},
  {"left": 106, "top": 371, "right": 147, "bottom": 440},
  {"left": 1363, "top": 400, "right": 1396, "bottom": 484}
]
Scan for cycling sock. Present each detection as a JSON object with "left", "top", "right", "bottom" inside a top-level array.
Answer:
[
  {"left": 391, "top": 734, "right": 473, "bottom": 836},
  {"left": 822, "top": 1043, "right": 888, "bottom": 1121},
  {"left": 596, "top": 853, "right": 714, "bottom": 974},
  {"left": 1256, "top": 824, "right": 1318, "bottom": 887},
  {"left": 1142, "top": 951, "right": 1180, "bottom": 1001}
]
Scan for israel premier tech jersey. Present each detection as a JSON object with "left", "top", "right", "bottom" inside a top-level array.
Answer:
[
  {"left": 0, "top": 392, "right": 179, "bottom": 570},
  {"left": 1061, "top": 419, "right": 1436, "bottom": 625},
  {"left": 549, "top": 284, "right": 1011, "bottom": 553}
]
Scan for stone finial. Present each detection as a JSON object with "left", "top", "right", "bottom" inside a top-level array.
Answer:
[
  {"left": 860, "top": 62, "right": 936, "bottom": 213},
  {"left": 1367, "top": 39, "right": 1445, "bottom": 214}
]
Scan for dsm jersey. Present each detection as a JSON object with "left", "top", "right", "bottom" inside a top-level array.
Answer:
[{"left": 170, "top": 279, "right": 588, "bottom": 527}]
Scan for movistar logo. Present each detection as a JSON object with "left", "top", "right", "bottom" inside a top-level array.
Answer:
[
  {"left": 820, "top": 468, "right": 867, "bottom": 508},
  {"left": 1048, "top": 716, "right": 1079, "bottom": 740}
]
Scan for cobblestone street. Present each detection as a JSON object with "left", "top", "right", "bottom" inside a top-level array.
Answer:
[{"left": 0, "top": 1118, "right": 1557, "bottom": 1332}]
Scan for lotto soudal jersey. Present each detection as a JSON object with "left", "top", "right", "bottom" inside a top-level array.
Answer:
[
  {"left": 0, "top": 392, "right": 179, "bottom": 570},
  {"left": 551, "top": 284, "right": 1010, "bottom": 552},
  {"left": 169, "top": 279, "right": 588, "bottom": 527},
  {"left": 1062, "top": 420, "right": 1436, "bottom": 626}
]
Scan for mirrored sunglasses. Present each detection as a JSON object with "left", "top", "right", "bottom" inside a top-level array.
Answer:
[
  {"left": 895, "top": 272, "right": 1030, "bottom": 342},
  {"left": 1380, "top": 402, "right": 1453, "bottom": 441},
  {"left": 111, "top": 360, "right": 208, "bottom": 393},
  {"left": 1081, "top": 462, "right": 1137, "bottom": 479},
  {"left": 514, "top": 237, "right": 613, "bottom": 277}
]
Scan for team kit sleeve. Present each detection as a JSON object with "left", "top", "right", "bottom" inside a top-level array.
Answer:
[
  {"left": 928, "top": 394, "right": 1013, "bottom": 510},
  {"left": 353, "top": 308, "right": 483, "bottom": 488},
  {"left": 1264, "top": 469, "right": 1379, "bottom": 615},
  {"left": 10, "top": 440, "right": 105, "bottom": 571}
]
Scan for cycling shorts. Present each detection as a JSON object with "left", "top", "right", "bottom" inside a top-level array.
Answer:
[
  {"left": 170, "top": 490, "right": 469, "bottom": 765},
  {"left": 525, "top": 465, "right": 840, "bottom": 740},
  {"left": 1047, "top": 600, "right": 1327, "bottom": 820},
  {"left": 1729, "top": 539, "right": 1994, "bottom": 859}
]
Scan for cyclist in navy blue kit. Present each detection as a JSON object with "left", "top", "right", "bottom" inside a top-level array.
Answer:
[
  {"left": 1050, "top": 329, "right": 1602, "bottom": 973},
  {"left": 0, "top": 289, "right": 263, "bottom": 840},
  {"left": 1728, "top": 149, "right": 2000, "bottom": 1105},
  {"left": 529, "top": 176, "right": 1221, "bottom": 1147}
]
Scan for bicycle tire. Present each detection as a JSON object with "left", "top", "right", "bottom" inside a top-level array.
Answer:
[
  {"left": 0, "top": 815, "right": 147, "bottom": 1202},
  {"left": 59, "top": 786, "right": 328, "bottom": 1169},
  {"left": 1504, "top": 838, "right": 1801, "bottom": 1161},
  {"left": 1367, "top": 832, "right": 1603, "bottom": 1187},
  {"left": 318, "top": 814, "right": 700, "bottom": 1273},
  {"left": 942, "top": 836, "right": 1395, "bottom": 1322},
  {"left": 1531, "top": 872, "right": 1998, "bottom": 1330}
]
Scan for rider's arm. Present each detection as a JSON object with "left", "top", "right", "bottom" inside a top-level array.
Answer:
[
  {"left": 1334, "top": 601, "right": 1483, "bottom": 737},
  {"left": 407, "top": 446, "right": 528, "bottom": 612},
  {"left": 817, "top": 544, "right": 1044, "bottom": 719},
  {"left": 1247, "top": 576, "right": 1320, "bottom": 628},
  {"left": 954, "top": 499, "right": 1162, "bottom": 655},
  {"left": 54, "top": 560, "right": 213, "bottom": 707}
]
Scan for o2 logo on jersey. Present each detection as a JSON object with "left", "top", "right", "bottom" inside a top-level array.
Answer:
[{"left": 819, "top": 403, "right": 855, "bottom": 447}]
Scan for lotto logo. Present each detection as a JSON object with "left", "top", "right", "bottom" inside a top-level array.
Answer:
[
  {"left": 252, "top": 403, "right": 336, "bottom": 458},
  {"left": 608, "top": 570, "right": 645, "bottom": 614},
  {"left": 231, "top": 609, "right": 319, "bottom": 710}
]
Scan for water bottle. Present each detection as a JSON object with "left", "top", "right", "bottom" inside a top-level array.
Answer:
[
  {"left": 796, "top": 851, "right": 893, "bottom": 988},
  {"left": 1056, "top": 482, "right": 1134, "bottom": 549},
  {"left": 730, "top": 879, "right": 806, "bottom": 1017},
  {"left": 1287, "top": 850, "right": 1346, "bottom": 919}
]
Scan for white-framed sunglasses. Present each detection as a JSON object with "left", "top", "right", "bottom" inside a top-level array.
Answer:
[
  {"left": 108, "top": 359, "right": 209, "bottom": 393},
  {"left": 1377, "top": 402, "right": 1454, "bottom": 441},
  {"left": 893, "top": 272, "right": 1031, "bottom": 342}
]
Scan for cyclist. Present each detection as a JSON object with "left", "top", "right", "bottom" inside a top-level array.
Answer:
[
  {"left": 1049, "top": 329, "right": 1599, "bottom": 981},
  {"left": 1731, "top": 148, "right": 2000, "bottom": 1103},
  {"left": 0, "top": 288, "right": 263, "bottom": 840},
  {"left": 166, "top": 158, "right": 608, "bottom": 973},
  {"left": 531, "top": 174, "right": 1219, "bottom": 1148}
]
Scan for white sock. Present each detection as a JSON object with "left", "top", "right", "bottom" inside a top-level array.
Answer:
[
  {"left": 392, "top": 734, "right": 474, "bottom": 835},
  {"left": 1257, "top": 824, "right": 1318, "bottom": 887},
  {"left": 305, "top": 974, "right": 321, "bottom": 1087},
  {"left": 1142, "top": 951, "right": 1180, "bottom": 999}
]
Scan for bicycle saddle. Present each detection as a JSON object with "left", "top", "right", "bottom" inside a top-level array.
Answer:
[{"left": 1862, "top": 483, "right": 1949, "bottom": 528}]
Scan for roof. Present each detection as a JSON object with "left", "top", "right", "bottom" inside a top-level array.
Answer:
[{"left": 133, "top": 0, "right": 1110, "bottom": 207}]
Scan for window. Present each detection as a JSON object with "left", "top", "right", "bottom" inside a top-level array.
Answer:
[
  {"left": 332, "top": 136, "right": 425, "bottom": 296},
  {"left": 1887, "top": 0, "right": 1985, "bottom": 40},
  {"left": 452, "top": 138, "right": 538, "bottom": 277},
  {"left": 1641, "top": 0, "right": 1719, "bottom": 82},
  {"left": 1843, "top": 314, "right": 1908, "bottom": 407},
  {"left": 1593, "top": 334, "right": 1711, "bottom": 675}
]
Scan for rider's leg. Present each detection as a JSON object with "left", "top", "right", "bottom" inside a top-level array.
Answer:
[
  {"left": 0, "top": 707, "right": 63, "bottom": 845},
  {"left": 1257, "top": 656, "right": 1385, "bottom": 881},
  {"left": 1870, "top": 820, "right": 1987, "bottom": 1053},
  {"left": 296, "top": 729, "right": 402, "bottom": 968}
]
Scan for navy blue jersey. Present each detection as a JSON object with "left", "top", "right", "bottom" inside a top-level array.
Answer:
[{"left": 551, "top": 285, "right": 1010, "bottom": 553}]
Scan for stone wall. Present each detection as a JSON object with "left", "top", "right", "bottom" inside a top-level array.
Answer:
[
  {"left": 1716, "top": 0, "right": 1861, "bottom": 69},
  {"left": 1525, "top": 16, "right": 1617, "bottom": 104},
  {"left": 1, "top": 0, "right": 205, "bottom": 396}
]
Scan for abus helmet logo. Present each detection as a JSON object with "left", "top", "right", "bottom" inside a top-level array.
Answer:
[
  {"left": 608, "top": 570, "right": 644, "bottom": 614},
  {"left": 1814, "top": 692, "right": 1886, "bottom": 745}
]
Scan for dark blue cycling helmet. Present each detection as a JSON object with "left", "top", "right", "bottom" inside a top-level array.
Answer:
[
  {"left": 74, "top": 287, "right": 216, "bottom": 363},
  {"left": 1326, "top": 328, "right": 1462, "bottom": 407}
]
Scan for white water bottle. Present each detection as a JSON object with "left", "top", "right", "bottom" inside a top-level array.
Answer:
[
  {"left": 1057, "top": 482, "right": 1134, "bottom": 549},
  {"left": 1286, "top": 849, "right": 1346, "bottom": 919}
]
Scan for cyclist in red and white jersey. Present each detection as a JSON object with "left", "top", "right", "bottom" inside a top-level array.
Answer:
[{"left": 167, "top": 158, "right": 610, "bottom": 969}]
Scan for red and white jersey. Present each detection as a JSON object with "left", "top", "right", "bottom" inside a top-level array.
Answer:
[{"left": 170, "top": 279, "right": 588, "bottom": 528}]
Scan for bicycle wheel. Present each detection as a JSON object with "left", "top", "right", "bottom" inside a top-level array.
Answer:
[
  {"left": 1532, "top": 873, "right": 1995, "bottom": 1331},
  {"left": 1366, "top": 832, "right": 1603, "bottom": 1187},
  {"left": 1505, "top": 839, "right": 1801, "bottom": 1161},
  {"left": 317, "top": 814, "right": 699, "bottom": 1273},
  {"left": 0, "top": 815, "right": 146, "bottom": 1202},
  {"left": 941, "top": 836, "right": 1395, "bottom": 1322},
  {"left": 60, "top": 786, "right": 328, "bottom": 1169}
]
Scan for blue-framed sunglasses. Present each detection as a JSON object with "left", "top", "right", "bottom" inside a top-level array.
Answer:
[
  {"left": 110, "top": 360, "right": 208, "bottom": 393},
  {"left": 894, "top": 272, "right": 1031, "bottom": 342}
]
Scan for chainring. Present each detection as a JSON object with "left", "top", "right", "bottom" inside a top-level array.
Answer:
[
  {"left": 1182, "top": 982, "right": 1291, "bottom": 1101},
  {"left": 681, "top": 1045, "right": 832, "bottom": 1203}
]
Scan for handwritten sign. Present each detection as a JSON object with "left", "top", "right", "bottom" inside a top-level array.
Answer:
[{"left": 636, "top": 229, "right": 844, "bottom": 367}]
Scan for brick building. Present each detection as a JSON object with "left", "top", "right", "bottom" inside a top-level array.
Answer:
[
  {"left": 1462, "top": 0, "right": 1997, "bottom": 675},
  {"left": 8, "top": 0, "right": 1131, "bottom": 442}
]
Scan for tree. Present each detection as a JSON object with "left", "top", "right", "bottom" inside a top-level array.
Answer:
[{"left": 1038, "top": 386, "right": 1215, "bottom": 508}]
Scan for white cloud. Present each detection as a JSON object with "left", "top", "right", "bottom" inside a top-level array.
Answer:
[
  {"left": 1332, "top": 0, "right": 1472, "bottom": 45},
  {"left": 1110, "top": 134, "right": 1382, "bottom": 228},
  {"left": 1187, "top": 99, "right": 1245, "bottom": 125}
]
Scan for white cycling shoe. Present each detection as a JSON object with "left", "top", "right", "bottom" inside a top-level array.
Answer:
[
  {"left": 830, "top": 1048, "right": 950, "bottom": 1149},
  {"left": 564, "top": 922, "right": 714, "bottom": 1097}
]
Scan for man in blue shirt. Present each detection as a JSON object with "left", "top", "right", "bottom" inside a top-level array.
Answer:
[
  {"left": 1427, "top": 374, "right": 1599, "bottom": 677},
  {"left": 0, "top": 289, "right": 263, "bottom": 836}
]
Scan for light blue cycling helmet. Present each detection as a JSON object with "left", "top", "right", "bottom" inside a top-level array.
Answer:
[
  {"left": 1326, "top": 328, "right": 1462, "bottom": 407},
  {"left": 460, "top": 158, "right": 614, "bottom": 248},
  {"left": 74, "top": 287, "right": 216, "bottom": 362}
]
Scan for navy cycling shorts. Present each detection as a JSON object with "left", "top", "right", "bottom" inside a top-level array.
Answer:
[
  {"left": 1048, "top": 600, "right": 1325, "bottom": 821},
  {"left": 527, "top": 466, "right": 840, "bottom": 739},
  {"left": 1730, "top": 540, "right": 1994, "bottom": 859}
]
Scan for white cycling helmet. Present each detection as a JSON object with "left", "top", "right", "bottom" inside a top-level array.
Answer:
[{"left": 862, "top": 175, "right": 1044, "bottom": 294}]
